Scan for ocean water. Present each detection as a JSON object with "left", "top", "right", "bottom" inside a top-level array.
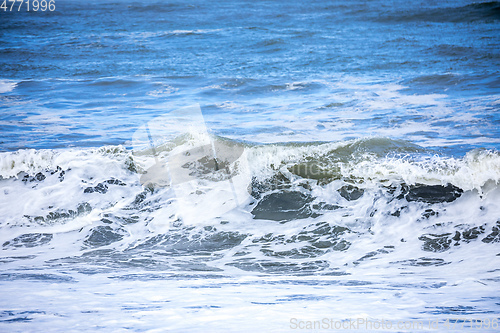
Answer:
[{"left": 1, "top": 0, "right": 500, "bottom": 331}]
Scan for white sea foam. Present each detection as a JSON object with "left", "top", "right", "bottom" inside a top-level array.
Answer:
[
  {"left": 0, "top": 80, "right": 16, "bottom": 94},
  {"left": 0, "top": 139, "right": 499, "bottom": 332}
]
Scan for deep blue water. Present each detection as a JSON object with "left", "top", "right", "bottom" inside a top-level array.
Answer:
[{"left": 1, "top": 0, "right": 499, "bottom": 153}]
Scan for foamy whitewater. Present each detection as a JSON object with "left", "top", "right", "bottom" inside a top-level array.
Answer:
[
  {"left": 1, "top": 0, "right": 499, "bottom": 331},
  {"left": 1, "top": 136, "right": 499, "bottom": 331}
]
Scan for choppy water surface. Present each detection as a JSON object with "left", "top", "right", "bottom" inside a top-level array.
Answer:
[{"left": 0, "top": 0, "right": 499, "bottom": 331}]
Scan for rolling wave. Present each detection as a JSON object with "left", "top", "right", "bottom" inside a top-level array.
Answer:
[{"left": 0, "top": 137, "right": 499, "bottom": 276}]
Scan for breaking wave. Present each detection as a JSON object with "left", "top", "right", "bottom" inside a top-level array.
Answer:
[{"left": 1, "top": 137, "right": 499, "bottom": 276}]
